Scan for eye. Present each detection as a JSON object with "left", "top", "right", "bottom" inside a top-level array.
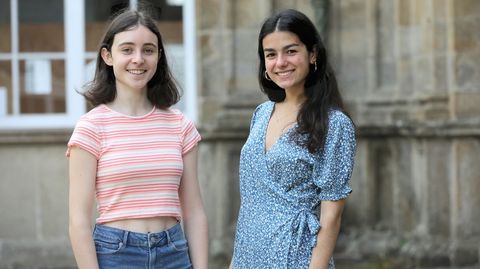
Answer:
[
  {"left": 120, "top": 47, "right": 132, "bottom": 54},
  {"left": 286, "top": 49, "right": 297, "bottom": 54},
  {"left": 144, "top": 47, "right": 156, "bottom": 55},
  {"left": 265, "top": 52, "right": 276, "bottom": 59}
]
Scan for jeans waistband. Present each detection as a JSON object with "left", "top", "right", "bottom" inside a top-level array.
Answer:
[{"left": 93, "top": 222, "right": 182, "bottom": 248}]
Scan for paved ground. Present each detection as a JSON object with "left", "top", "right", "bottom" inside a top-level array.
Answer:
[
  {"left": 335, "top": 259, "right": 479, "bottom": 269},
  {"left": 2, "top": 256, "right": 478, "bottom": 269}
]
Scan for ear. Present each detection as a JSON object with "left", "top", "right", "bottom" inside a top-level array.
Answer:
[
  {"left": 101, "top": 47, "right": 113, "bottom": 66},
  {"left": 309, "top": 45, "right": 318, "bottom": 64}
]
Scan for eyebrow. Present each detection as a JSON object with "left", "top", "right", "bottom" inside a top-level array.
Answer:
[
  {"left": 264, "top": 43, "right": 300, "bottom": 52},
  {"left": 117, "top": 42, "right": 158, "bottom": 48}
]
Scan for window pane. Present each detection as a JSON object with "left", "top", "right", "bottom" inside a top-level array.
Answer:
[
  {"left": 85, "top": 0, "right": 183, "bottom": 51},
  {"left": 85, "top": 0, "right": 129, "bottom": 52},
  {"left": 19, "top": 59, "right": 65, "bottom": 113},
  {"left": 0, "top": 61, "right": 12, "bottom": 116},
  {"left": 149, "top": 0, "right": 183, "bottom": 44},
  {"left": 0, "top": 1, "right": 11, "bottom": 53},
  {"left": 19, "top": 0, "right": 64, "bottom": 52}
]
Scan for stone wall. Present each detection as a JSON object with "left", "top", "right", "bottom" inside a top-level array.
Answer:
[
  {"left": 0, "top": 131, "right": 75, "bottom": 268},
  {"left": 328, "top": 0, "right": 480, "bottom": 266}
]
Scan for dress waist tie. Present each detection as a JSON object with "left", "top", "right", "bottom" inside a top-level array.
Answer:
[{"left": 291, "top": 209, "right": 320, "bottom": 250}]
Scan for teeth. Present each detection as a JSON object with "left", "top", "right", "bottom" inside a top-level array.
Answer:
[
  {"left": 277, "top": 71, "right": 292, "bottom": 76},
  {"left": 128, "top": 69, "right": 146, "bottom": 75}
]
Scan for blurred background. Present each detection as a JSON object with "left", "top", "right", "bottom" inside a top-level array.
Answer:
[{"left": 0, "top": 0, "right": 479, "bottom": 268}]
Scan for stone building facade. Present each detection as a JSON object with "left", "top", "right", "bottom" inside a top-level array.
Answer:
[
  {"left": 328, "top": 0, "right": 480, "bottom": 266},
  {"left": 0, "top": 0, "right": 479, "bottom": 268}
]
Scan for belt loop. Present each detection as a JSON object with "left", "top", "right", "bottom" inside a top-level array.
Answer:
[
  {"left": 165, "top": 229, "right": 172, "bottom": 245},
  {"left": 122, "top": 230, "right": 129, "bottom": 247}
]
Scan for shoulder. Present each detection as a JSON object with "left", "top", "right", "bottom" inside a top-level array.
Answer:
[
  {"left": 253, "top": 101, "right": 273, "bottom": 117},
  {"left": 255, "top": 100, "right": 273, "bottom": 111},
  {"left": 248, "top": 101, "right": 273, "bottom": 126},
  {"left": 328, "top": 110, "right": 354, "bottom": 130},
  {"left": 163, "top": 107, "right": 189, "bottom": 122},
  {"left": 74, "top": 105, "right": 110, "bottom": 129},
  {"left": 324, "top": 110, "right": 356, "bottom": 146},
  {"left": 160, "top": 107, "right": 196, "bottom": 129},
  {"left": 325, "top": 109, "right": 356, "bottom": 141},
  {"left": 163, "top": 107, "right": 182, "bottom": 115},
  {"left": 78, "top": 105, "right": 109, "bottom": 122}
]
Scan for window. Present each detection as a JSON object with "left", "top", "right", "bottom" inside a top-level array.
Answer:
[
  {"left": 0, "top": 0, "right": 197, "bottom": 129},
  {"left": 0, "top": 0, "right": 83, "bottom": 129}
]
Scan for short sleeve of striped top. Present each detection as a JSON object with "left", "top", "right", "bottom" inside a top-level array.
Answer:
[
  {"left": 66, "top": 117, "right": 102, "bottom": 159},
  {"left": 181, "top": 114, "right": 201, "bottom": 155},
  {"left": 65, "top": 105, "right": 201, "bottom": 223}
]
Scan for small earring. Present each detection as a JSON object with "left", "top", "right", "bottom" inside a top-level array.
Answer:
[
  {"left": 265, "top": 70, "right": 272, "bottom": 81},
  {"left": 314, "top": 61, "right": 317, "bottom": 72}
]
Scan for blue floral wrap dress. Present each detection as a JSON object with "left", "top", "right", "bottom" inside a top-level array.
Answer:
[{"left": 232, "top": 101, "right": 356, "bottom": 269}]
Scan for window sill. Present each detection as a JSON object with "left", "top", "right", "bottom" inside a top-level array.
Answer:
[{"left": 0, "top": 129, "right": 72, "bottom": 144}]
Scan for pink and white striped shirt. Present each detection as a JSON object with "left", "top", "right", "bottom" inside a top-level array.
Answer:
[{"left": 66, "top": 104, "right": 201, "bottom": 224}]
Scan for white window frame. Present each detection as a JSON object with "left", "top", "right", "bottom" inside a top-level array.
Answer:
[
  {"left": 0, "top": 0, "right": 85, "bottom": 130},
  {"left": 0, "top": 0, "right": 197, "bottom": 130},
  {"left": 183, "top": 0, "right": 198, "bottom": 123}
]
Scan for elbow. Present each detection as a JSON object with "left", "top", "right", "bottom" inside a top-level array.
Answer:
[
  {"left": 69, "top": 215, "right": 93, "bottom": 238},
  {"left": 189, "top": 210, "right": 208, "bottom": 225},
  {"left": 183, "top": 204, "right": 208, "bottom": 223},
  {"left": 183, "top": 209, "right": 208, "bottom": 230},
  {"left": 320, "top": 214, "right": 343, "bottom": 231}
]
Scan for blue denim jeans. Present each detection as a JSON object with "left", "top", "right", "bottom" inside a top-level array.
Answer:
[{"left": 93, "top": 222, "right": 192, "bottom": 269}]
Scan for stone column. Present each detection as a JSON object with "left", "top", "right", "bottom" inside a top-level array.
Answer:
[{"left": 196, "top": 0, "right": 272, "bottom": 267}]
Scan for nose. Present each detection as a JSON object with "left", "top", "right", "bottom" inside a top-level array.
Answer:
[
  {"left": 132, "top": 50, "right": 144, "bottom": 64},
  {"left": 276, "top": 54, "right": 288, "bottom": 67}
]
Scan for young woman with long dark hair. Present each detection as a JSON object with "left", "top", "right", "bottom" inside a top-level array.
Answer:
[{"left": 231, "top": 9, "right": 356, "bottom": 269}]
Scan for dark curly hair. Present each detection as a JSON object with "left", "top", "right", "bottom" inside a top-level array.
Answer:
[
  {"left": 258, "top": 9, "right": 352, "bottom": 153},
  {"left": 82, "top": 9, "right": 180, "bottom": 109}
]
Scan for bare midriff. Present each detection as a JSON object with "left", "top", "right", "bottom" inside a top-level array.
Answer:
[{"left": 103, "top": 216, "right": 179, "bottom": 233}]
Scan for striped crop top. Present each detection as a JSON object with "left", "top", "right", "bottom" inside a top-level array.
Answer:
[{"left": 66, "top": 104, "right": 201, "bottom": 224}]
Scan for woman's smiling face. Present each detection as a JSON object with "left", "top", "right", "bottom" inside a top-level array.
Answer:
[
  {"left": 262, "top": 31, "right": 315, "bottom": 93},
  {"left": 101, "top": 24, "right": 159, "bottom": 93}
]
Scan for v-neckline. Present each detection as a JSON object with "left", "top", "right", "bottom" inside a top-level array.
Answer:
[{"left": 263, "top": 102, "right": 297, "bottom": 154}]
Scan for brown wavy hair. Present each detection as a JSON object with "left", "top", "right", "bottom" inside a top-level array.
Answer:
[{"left": 81, "top": 9, "right": 180, "bottom": 109}]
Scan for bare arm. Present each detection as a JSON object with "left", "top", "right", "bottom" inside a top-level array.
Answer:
[
  {"left": 308, "top": 199, "right": 345, "bottom": 269},
  {"left": 179, "top": 146, "right": 209, "bottom": 269},
  {"left": 68, "top": 147, "right": 99, "bottom": 269}
]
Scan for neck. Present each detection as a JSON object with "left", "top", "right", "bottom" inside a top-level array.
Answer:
[
  {"left": 109, "top": 90, "right": 153, "bottom": 117},
  {"left": 283, "top": 88, "right": 306, "bottom": 107}
]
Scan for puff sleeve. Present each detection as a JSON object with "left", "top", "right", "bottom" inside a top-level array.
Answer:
[{"left": 313, "top": 111, "right": 356, "bottom": 201}]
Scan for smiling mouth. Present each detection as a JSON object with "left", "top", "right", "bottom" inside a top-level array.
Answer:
[
  {"left": 128, "top": 69, "right": 147, "bottom": 75},
  {"left": 276, "top": 70, "right": 293, "bottom": 77}
]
